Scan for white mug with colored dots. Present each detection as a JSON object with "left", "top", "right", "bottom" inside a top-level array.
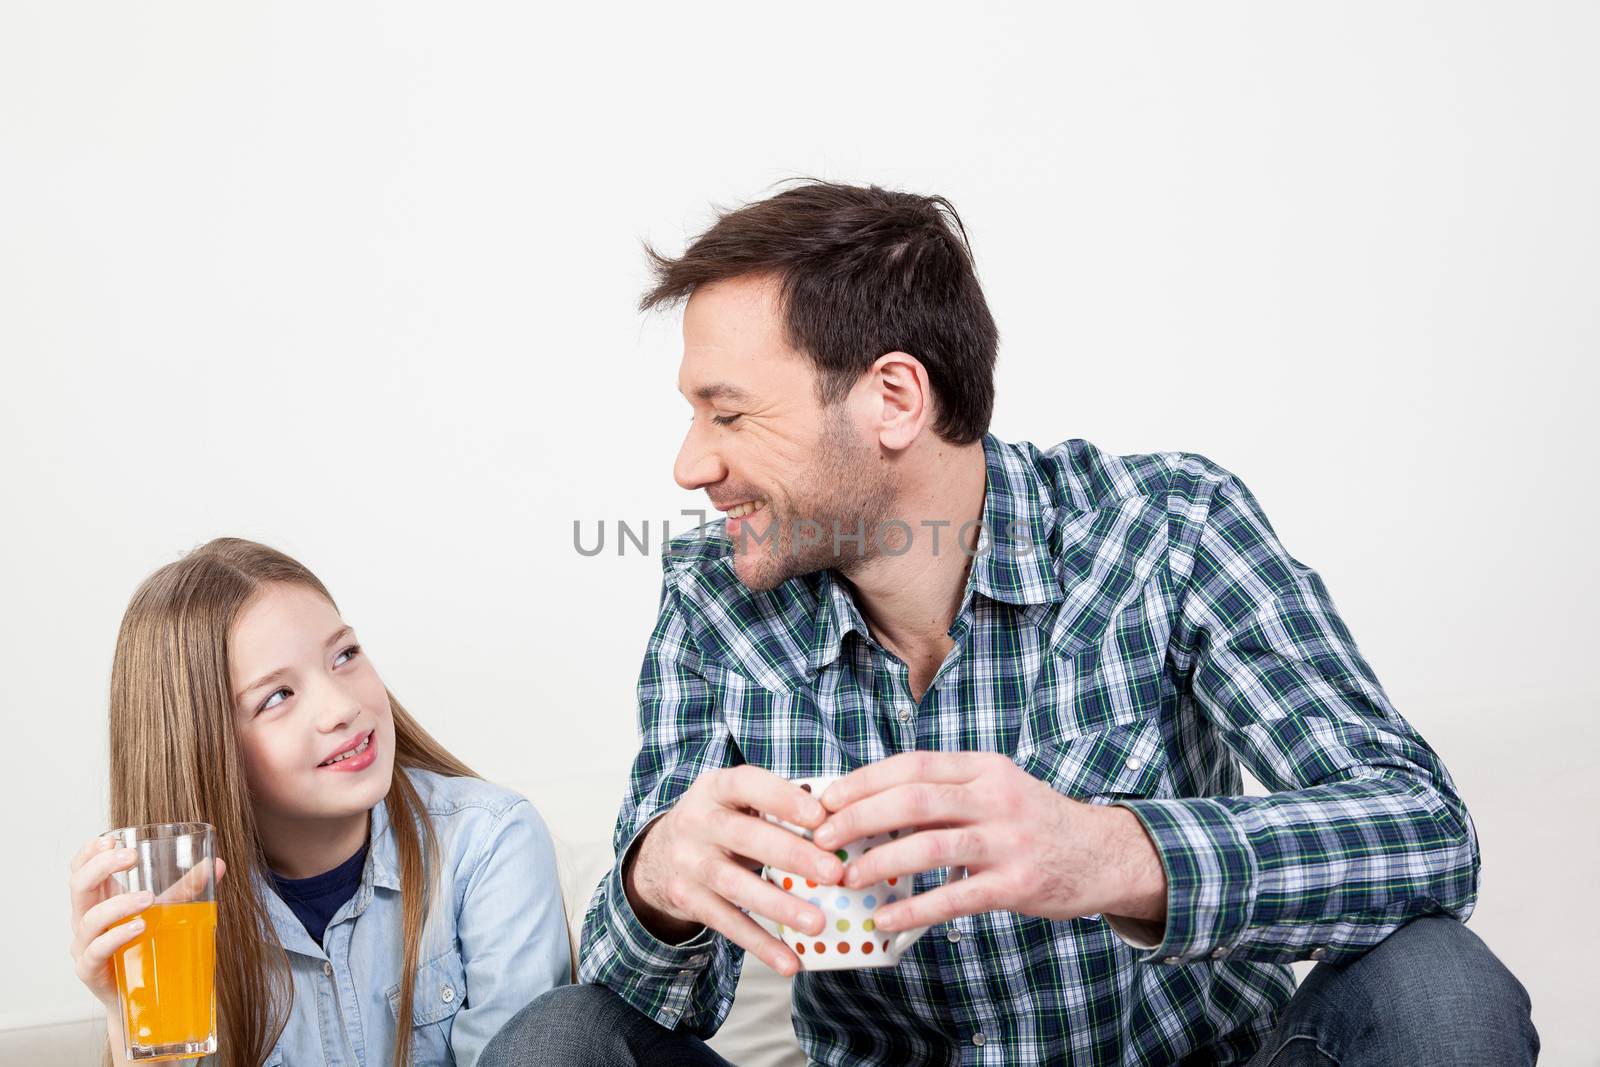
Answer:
[{"left": 761, "top": 775, "right": 946, "bottom": 971}]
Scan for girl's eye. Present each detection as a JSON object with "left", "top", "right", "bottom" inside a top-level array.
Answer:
[
  {"left": 259, "top": 688, "right": 290, "bottom": 714},
  {"left": 711, "top": 413, "right": 742, "bottom": 427},
  {"left": 334, "top": 644, "right": 361, "bottom": 667}
]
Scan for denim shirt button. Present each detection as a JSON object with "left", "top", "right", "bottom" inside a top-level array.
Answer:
[
  {"left": 322, "top": 961, "right": 333, "bottom": 977},
  {"left": 441, "top": 984, "right": 455, "bottom": 1004}
]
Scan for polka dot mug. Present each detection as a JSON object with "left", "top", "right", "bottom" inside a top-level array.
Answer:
[{"left": 761, "top": 774, "right": 935, "bottom": 971}]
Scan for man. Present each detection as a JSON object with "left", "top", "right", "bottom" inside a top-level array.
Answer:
[{"left": 483, "top": 182, "right": 1537, "bottom": 1065}]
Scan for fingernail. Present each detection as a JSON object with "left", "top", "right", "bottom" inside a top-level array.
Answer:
[
  {"left": 136, "top": 891, "right": 154, "bottom": 906},
  {"left": 803, "top": 800, "right": 824, "bottom": 822},
  {"left": 876, "top": 912, "right": 898, "bottom": 931},
  {"left": 814, "top": 825, "right": 836, "bottom": 847},
  {"left": 129, "top": 918, "right": 144, "bottom": 931}
]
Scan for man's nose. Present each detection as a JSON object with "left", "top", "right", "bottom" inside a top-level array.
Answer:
[{"left": 674, "top": 423, "right": 727, "bottom": 491}]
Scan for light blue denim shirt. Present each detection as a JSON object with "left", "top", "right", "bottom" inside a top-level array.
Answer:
[{"left": 214, "top": 769, "right": 571, "bottom": 1067}]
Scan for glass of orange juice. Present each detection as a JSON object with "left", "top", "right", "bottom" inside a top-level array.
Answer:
[{"left": 104, "top": 823, "right": 219, "bottom": 1061}]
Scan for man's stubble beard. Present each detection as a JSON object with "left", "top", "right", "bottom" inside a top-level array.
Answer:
[{"left": 732, "top": 407, "right": 897, "bottom": 592}]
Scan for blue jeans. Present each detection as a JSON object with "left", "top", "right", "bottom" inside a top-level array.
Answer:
[
  {"left": 1241, "top": 915, "right": 1537, "bottom": 1066},
  {"left": 481, "top": 916, "right": 1537, "bottom": 1066}
]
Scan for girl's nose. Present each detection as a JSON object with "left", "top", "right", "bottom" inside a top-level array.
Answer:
[{"left": 316, "top": 701, "right": 361, "bottom": 735}]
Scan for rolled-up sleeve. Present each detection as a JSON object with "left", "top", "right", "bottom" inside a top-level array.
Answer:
[
  {"left": 1107, "top": 459, "right": 1481, "bottom": 966},
  {"left": 577, "top": 561, "right": 745, "bottom": 1036}
]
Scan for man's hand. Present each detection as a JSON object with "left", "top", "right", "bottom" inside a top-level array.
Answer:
[
  {"left": 624, "top": 765, "right": 847, "bottom": 976},
  {"left": 813, "top": 752, "right": 1168, "bottom": 934}
]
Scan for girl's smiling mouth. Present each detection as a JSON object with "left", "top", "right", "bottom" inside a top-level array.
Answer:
[{"left": 318, "top": 731, "right": 374, "bottom": 771}]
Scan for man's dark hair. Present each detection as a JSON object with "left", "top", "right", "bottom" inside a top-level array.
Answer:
[{"left": 639, "top": 179, "right": 998, "bottom": 445}]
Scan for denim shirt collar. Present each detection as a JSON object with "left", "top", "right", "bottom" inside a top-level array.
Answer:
[
  {"left": 366, "top": 795, "right": 403, "bottom": 891},
  {"left": 255, "top": 798, "right": 401, "bottom": 960}
]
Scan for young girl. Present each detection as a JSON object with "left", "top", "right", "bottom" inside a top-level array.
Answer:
[{"left": 66, "top": 538, "right": 571, "bottom": 1067}]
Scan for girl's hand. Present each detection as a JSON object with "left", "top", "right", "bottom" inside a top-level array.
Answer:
[{"left": 67, "top": 836, "right": 227, "bottom": 1009}]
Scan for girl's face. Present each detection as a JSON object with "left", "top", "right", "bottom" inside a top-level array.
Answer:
[{"left": 229, "top": 583, "right": 396, "bottom": 829}]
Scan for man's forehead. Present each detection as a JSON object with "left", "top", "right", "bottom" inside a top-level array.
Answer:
[
  {"left": 677, "top": 276, "right": 811, "bottom": 402},
  {"left": 682, "top": 275, "right": 788, "bottom": 351}
]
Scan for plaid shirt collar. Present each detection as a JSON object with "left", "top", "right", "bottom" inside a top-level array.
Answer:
[{"left": 805, "top": 432, "right": 1066, "bottom": 674}]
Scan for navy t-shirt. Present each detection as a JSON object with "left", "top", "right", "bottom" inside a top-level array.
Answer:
[{"left": 269, "top": 842, "right": 369, "bottom": 947}]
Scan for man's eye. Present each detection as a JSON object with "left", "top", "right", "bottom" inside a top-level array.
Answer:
[
  {"left": 712, "top": 414, "right": 742, "bottom": 427},
  {"left": 259, "top": 688, "right": 290, "bottom": 713}
]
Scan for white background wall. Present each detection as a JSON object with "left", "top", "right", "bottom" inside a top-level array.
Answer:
[{"left": 3, "top": 2, "right": 1595, "bottom": 1062}]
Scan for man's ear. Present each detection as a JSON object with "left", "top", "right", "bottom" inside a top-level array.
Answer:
[{"left": 863, "top": 351, "right": 933, "bottom": 452}]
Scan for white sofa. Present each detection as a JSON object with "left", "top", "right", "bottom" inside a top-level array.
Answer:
[{"left": 4, "top": 833, "right": 805, "bottom": 1066}]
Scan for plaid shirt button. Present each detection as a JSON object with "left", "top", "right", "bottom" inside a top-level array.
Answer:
[
  {"left": 972, "top": 1032, "right": 987, "bottom": 1047},
  {"left": 1210, "top": 946, "right": 1228, "bottom": 959},
  {"left": 1164, "top": 956, "right": 1183, "bottom": 965},
  {"left": 1309, "top": 947, "right": 1327, "bottom": 961},
  {"left": 897, "top": 709, "right": 913, "bottom": 724}
]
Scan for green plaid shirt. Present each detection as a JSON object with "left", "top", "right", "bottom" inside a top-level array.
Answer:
[{"left": 579, "top": 434, "right": 1480, "bottom": 1066}]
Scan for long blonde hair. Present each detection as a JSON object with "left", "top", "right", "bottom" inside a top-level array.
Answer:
[{"left": 108, "top": 538, "right": 477, "bottom": 1067}]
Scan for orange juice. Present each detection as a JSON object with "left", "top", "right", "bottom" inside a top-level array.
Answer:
[{"left": 113, "top": 900, "right": 217, "bottom": 1054}]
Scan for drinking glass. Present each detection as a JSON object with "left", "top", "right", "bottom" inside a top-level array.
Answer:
[{"left": 105, "top": 822, "right": 219, "bottom": 1062}]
